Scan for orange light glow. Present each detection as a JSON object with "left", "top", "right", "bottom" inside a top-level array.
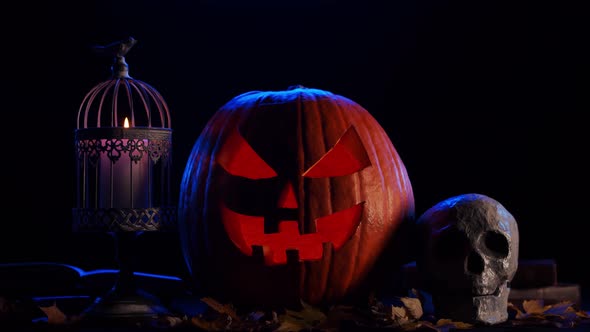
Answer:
[{"left": 123, "top": 117, "right": 130, "bottom": 128}]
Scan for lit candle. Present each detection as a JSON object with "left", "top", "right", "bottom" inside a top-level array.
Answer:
[{"left": 99, "top": 117, "right": 150, "bottom": 208}]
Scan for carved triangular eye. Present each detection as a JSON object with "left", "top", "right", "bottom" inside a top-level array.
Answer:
[
  {"left": 303, "top": 126, "right": 371, "bottom": 178},
  {"left": 217, "top": 130, "right": 278, "bottom": 179}
]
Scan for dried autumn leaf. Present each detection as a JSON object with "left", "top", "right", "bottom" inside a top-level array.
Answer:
[
  {"left": 400, "top": 297, "right": 423, "bottom": 320},
  {"left": 436, "top": 318, "right": 474, "bottom": 329},
  {"left": 160, "top": 315, "right": 185, "bottom": 327},
  {"left": 38, "top": 302, "right": 67, "bottom": 324},
  {"left": 318, "top": 305, "right": 364, "bottom": 331},
  {"left": 191, "top": 313, "right": 232, "bottom": 331},
  {"left": 382, "top": 296, "right": 424, "bottom": 328},
  {"left": 508, "top": 302, "right": 533, "bottom": 320},
  {"left": 391, "top": 305, "right": 408, "bottom": 319},
  {"left": 391, "top": 305, "right": 410, "bottom": 325},
  {"left": 507, "top": 299, "right": 590, "bottom": 329},
  {"left": 543, "top": 301, "right": 573, "bottom": 316},
  {"left": 409, "top": 319, "right": 474, "bottom": 332},
  {"left": 399, "top": 321, "right": 429, "bottom": 331},
  {"left": 190, "top": 316, "right": 217, "bottom": 331},
  {"left": 576, "top": 310, "right": 590, "bottom": 319},
  {"left": 401, "top": 320, "right": 444, "bottom": 332},
  {"left": 507, "top": 302, "right": 522, "bottom": 314},
  {"left": 278, "top": 300, "right": 326, "bottom": 331},
  {"left": 200, "top": 297, "right": 240, "bottom": 322},
  {"left": 275, "top": 318, "right": 308, "bottom": 332},
  {"left": 522, "top": 299, "right": 549, "bottom": 315},
  {"left": 537, "top": 301, "right": 579, "bottom": 323}
]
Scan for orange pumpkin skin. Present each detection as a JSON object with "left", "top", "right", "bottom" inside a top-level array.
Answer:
[{"left": 178, "top": 86, "right": 415, "bottom": 307}]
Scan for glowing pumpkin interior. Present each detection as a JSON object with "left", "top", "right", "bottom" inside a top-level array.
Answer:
[{"left": 217, "top": 126, "right": 371, "bottom": 265}]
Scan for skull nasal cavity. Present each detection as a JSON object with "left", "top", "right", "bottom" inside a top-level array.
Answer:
[
  {"left": 466, "top": 251, "right": 485, "bottom": 274},
  {"left": 278, "top": 182, "right": 298, "bottom": 208}
]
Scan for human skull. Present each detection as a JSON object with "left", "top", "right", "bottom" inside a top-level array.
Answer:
[{"left": 415, "top": 193, "right": 519, "bottom": 325}]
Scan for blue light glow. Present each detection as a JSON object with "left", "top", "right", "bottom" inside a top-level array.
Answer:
[
  {"left": 0, "top": 262, "right": 182, "bottom": 281},
  {"left": 81, "top": 269, "right": 182, "bottom": 281}
]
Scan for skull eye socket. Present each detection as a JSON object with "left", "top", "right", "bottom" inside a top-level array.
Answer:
[
  {"left": 484, "top": 230, "right": 509, "bottom": 258},
  {"left": 434, "top": 226, "right": 470, "bottom": 260}
]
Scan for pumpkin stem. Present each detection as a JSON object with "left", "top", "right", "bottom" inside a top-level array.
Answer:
[{"left": 288, "top": 84, "right": 306, "bottom": 90}]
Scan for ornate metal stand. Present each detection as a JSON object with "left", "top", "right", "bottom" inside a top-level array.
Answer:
[
  {"left": 79, "top": 232, "right": 169, "bottom": 327},
  {"left": 72, "top": 37, "right": 176, "bottom": 327}
]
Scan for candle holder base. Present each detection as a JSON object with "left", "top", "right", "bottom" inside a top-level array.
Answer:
[
  {"left": 75, "top": 232, "right": 175, "bottom": 328},
  {"left": 78, "top": 287, "right": 171, "bottom": 328}
]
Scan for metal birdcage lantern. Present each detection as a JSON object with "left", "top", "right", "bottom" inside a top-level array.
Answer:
[
  {"left": 73, "top": 37, "right": 175, "bottom": 232},
  {"left": 72, "top": 37, "right": 175, "bottom": 326}
]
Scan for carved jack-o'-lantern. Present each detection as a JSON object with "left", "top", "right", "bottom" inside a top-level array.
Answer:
[{"left": 178, "top": 86, "right": 415, "bottom": 307}]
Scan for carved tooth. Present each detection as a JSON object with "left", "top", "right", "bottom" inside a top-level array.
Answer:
[
  {"left": 286, "top": 249, "right": 300, "bottom": 265},
  {"left": 251, "top": 245, "right": 266, "bottom": 264}
]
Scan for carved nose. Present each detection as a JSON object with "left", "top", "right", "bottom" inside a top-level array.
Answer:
[{"left": 278, "top": 181, "right": 298, "bottom": 208}]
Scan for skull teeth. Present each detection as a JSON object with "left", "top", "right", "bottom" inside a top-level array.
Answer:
[
  {"left": 493, "top": 286, "right": 501, "bottom": 296},
  {"left": 474, "top": 286, "right": 501, "bottom": 297}
]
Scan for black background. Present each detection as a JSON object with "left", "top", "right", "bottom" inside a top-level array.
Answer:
[{"left": 2, "top": 1, "right": 588, "bottom": 291}]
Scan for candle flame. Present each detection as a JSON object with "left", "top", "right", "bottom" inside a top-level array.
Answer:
[{"left": 123, "top": 117, "right": 130, "bottom": 128}]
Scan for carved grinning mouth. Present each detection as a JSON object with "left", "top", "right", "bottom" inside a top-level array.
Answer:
[{"left": 220, "top": 202, "right": 363, "bottom": 265}]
